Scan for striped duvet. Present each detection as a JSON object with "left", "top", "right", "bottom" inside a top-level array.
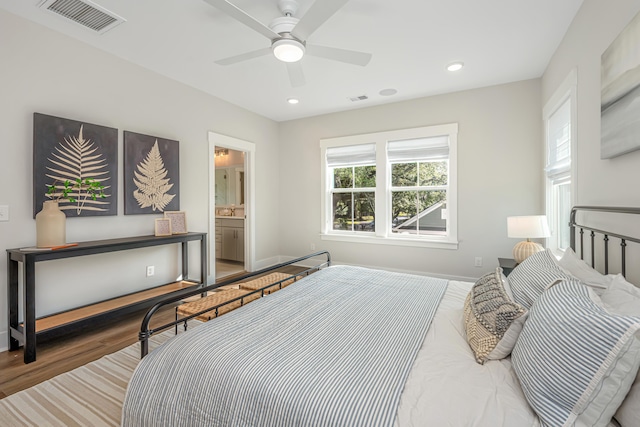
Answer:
[{"left": 122, "top": 265, "right": 448, "bottom": 427}]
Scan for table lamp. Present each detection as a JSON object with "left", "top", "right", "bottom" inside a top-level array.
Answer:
[{"left": 507, "top": 215, "right": 551, "bottom": 263}]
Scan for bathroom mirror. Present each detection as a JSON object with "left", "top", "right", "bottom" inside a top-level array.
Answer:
[{"left": 215, "top": 166, "right": 244, "bottom": 206}]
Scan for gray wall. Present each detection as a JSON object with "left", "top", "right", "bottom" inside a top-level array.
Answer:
[
  {"left": 277, "top": 79, "right": 543, "bottom": 280},
  {"left": 0, "top": 10, "right": 281, "bottom": 349}
]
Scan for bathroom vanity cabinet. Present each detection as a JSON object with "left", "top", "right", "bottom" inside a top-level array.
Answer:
[{"left": 216, "top": 217, "right": 244, "bottom": 262}]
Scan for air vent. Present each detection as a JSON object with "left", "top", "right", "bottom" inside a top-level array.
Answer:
[
  {"left": 39, "top": 0, "right": 125, "bottom": 34},
  {"left": 349, "top": 95, "right": 369, "bottom": 102}
]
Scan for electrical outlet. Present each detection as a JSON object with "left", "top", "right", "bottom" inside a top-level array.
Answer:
[
  {"left": 0, "top": 205, "right": 8, "bottom": 222},
  {"left": 146, "top": 265, "right": 155, "bottom": 277},
  {"left": 474, "top": 257, "right": 483, "bottom": 267},
  {"left": 310, "top": 243, "right": 316, "bottom": 251}
]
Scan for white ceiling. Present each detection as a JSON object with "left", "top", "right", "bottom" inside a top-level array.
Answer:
[{"left": 1, "top": 0, "right": 584, "bottom": 122}]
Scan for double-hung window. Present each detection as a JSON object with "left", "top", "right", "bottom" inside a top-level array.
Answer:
[
  {"left": 544, "top": 70, "right": 576, "bottom": 254},
  {"left": 321, "top": 124, "right": 458, "bottom": 249},
  {"left": 327, "top": 144, "right": 377, "bottom": 232},
  {"left": 388, "top": 137, "right": 449, "bottom": 236}
]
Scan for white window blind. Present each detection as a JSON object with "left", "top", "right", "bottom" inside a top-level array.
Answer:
[
  {"left": 545, "top": 98, "right": 571, "bottom": 180},
  {"left": 326, "top": 143, "right": 376, "bottom": 167},
  {"left": 387, "top": 136, "right": 449, "bottom": 162}
]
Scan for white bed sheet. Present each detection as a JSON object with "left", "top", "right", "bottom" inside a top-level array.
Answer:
[{"left": 395, "top": 280, "right": 540, "bottom": 427}]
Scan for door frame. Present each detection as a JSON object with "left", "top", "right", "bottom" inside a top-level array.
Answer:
[{"left": 208, "top": 132, "right": 255, "bottom": 281}]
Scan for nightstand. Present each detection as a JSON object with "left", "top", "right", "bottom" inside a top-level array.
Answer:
[{"left": 498, "top": 257, "right": 518, "bottom": 276}]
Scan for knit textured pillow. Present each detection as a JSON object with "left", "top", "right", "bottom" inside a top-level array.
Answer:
[{"left": 463, "top": 268, "right": 528, "bottom": 364}]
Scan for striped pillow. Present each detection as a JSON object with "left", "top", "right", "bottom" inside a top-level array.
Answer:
[
  {"left": 512, "top": 280, "right": 640, "bottom": 427},
  {"left": 507, "top": 249, "right": 572, "bottom": 309}
]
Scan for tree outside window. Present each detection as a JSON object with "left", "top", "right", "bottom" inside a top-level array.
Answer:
[
  {"left": 390, "top": 161, "right": 447, "bottom": 232},
  {"left": 332, "top": 165, "right": 375, "bottom": 231}
]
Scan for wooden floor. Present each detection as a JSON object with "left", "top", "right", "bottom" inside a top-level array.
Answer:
[
  {"left": 0, "top": 265, "right": 307, "bottom": 399},
  {"left": 215, "top": 259, "right": 245, "bottom": 279}
]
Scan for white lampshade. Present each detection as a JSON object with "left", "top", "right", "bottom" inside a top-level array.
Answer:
[
  {"left": 507, "top": 215, "right": 551, "bottom": 239},
  {"left": 507, "top": 215, "right": 551, "bottom": 263},
  {"left": 272, "top": 39, "right": 305, "bottom": 63}
]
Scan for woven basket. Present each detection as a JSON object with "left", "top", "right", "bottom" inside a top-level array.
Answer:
[
  {"left": 238, "top": 272, "right": 296, "bottom": 295},
  {"left": 176, "top": 288, "right": 260, "bottom": 321}
]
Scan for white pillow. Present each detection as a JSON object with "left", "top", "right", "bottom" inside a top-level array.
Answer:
[
  {"left": 512, "top": 279, "right": 640, "bottom": 427},
  {"left": 616, "top": 372, "right": 640, "bottom": 427},
  {"left": 558, "top": 247, "right": 612, "bottom": 293},
  {"left": 601, "top": 274, "right": 640, "bottom": 316},
  {"left": 601, "top": 274, "right": 640, "bottom": 427}
]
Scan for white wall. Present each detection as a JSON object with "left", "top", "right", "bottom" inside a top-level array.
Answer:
[
  {"left": 278, "top": 79, "right": 543, "bottom": 280},
  {"left": 541, "top": 0, "right": 640, "bottom": 283},
  {"left": 542, "top": 0, "right": 640, "bottom": 207},
  {"left": 0, "top": 10, "right": 281, "bottom": 349}
]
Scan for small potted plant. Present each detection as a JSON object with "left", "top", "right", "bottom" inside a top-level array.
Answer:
[
  {"left": 47, "top": 178, "right": 106, "bottom": 206},
  {"left": 36, "top": 178, "right": 107, "bottom": 247}
]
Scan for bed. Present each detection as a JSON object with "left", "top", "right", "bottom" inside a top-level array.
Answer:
[{"left": 122, "top": 206, "right": 640, "bottom": 426}]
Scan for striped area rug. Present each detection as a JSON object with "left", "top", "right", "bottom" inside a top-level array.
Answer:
[{"left": 0, "top": 326, "right": 190, "bottom": 426}]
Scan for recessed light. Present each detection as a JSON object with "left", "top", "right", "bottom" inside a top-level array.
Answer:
[
  {"left": 447, "top": 62, "right": 464, "bottom": 72},
  {"left": 379, "top": 88, "right": 398, "bottom": 96},
  {"left": 287, "top": 98, "right": 299, "bottom": 104}
]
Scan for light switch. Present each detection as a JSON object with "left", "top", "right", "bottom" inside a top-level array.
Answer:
[{"left": 0, "top": 205, "right": 8, "bottom": 221}]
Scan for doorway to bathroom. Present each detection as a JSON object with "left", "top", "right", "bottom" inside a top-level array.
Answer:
[
  {"left": 214, "top": 147, "right": 245, "bottom": 279},
  {"left": 208, "top": 132, "right": 255, "bottom": 282}
]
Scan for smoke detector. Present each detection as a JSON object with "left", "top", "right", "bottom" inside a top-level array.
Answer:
[{"left": 39, "top": 0, "right": 126, "bottom": 34}]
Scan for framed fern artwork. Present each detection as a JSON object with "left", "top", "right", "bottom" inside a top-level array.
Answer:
[
  {"left": 123, "top": 131, "right": 180, "bottom": 214},
  {"left": 33, "top": 113, "right": 118, "bottom": 217}
]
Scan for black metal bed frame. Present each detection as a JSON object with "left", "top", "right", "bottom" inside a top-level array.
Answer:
[
  {"left": 138, "top": 250, "right": 331, "bottom": 358},
  {"left": 569, "top": 206, "right": 640, "bottom": 277}
]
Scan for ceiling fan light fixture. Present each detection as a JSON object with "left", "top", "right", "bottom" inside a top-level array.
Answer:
[{"left": 273, "top": 39, "right": 305, "bottom": 63}]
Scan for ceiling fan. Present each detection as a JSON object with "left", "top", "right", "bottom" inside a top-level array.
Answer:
[{"left": 203, "top": 0, "right": 372, "bottom": 87}]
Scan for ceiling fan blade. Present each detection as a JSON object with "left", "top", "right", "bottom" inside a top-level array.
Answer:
[
  {"left": 202, "top": 0, "right": 280, "bottom": 41},
  {"left": 215, "top": 47, "right": 272, "bottom": 66},
  {"left": 286, "top": 62, "right": 306, "bottom": 87},
  {"left": 291, "top": 0, "right": 350, "bottom": 41},
  {"left": 306, "top": 44, "right": 372, "bottom": 66}
]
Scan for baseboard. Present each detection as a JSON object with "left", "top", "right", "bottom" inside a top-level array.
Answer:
[
  {"left": 337, "top": 260, "right": 476, "bottom": 283},
  {"left": 252, "top": 256, "right": 283, "bottom": 271},
  {"left": 0, "top": 330, "right": 8, "bottom": 353},
  {"left": 273, "top": 255, "right": 476, "bottom": 283}
]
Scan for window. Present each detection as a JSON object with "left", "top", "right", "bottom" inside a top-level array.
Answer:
[
  {"left": 388, "top": 137, "right": 449, "bottom": 236},
  {"left": 544, "top": 70, "right": 576, "bottom": 254},
  {"left": 327, "top": 144, "right": 376, "bottom": 232},
  {"left": 320, "top": 124, "right": 458, "bottom": 249}
]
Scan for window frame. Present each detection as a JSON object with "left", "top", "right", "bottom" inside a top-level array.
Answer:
[
  {"left": 320, "top": 124, "right": 458, "bottom": 249},
  {"left": 543, "top": 69, "right": 577, "bottom": 255}
]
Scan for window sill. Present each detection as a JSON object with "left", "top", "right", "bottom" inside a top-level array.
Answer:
[{"left": 320, "top": 233, "right": 458, "bottom": 250}]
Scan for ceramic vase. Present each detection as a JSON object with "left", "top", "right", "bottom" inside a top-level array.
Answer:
[{"left": 36, "top": 201, "right": 66, "bottom": 247}]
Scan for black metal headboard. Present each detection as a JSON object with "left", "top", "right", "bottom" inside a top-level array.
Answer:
[{"left": 570, "top": 206, "right": 640, "bottom": 279}]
